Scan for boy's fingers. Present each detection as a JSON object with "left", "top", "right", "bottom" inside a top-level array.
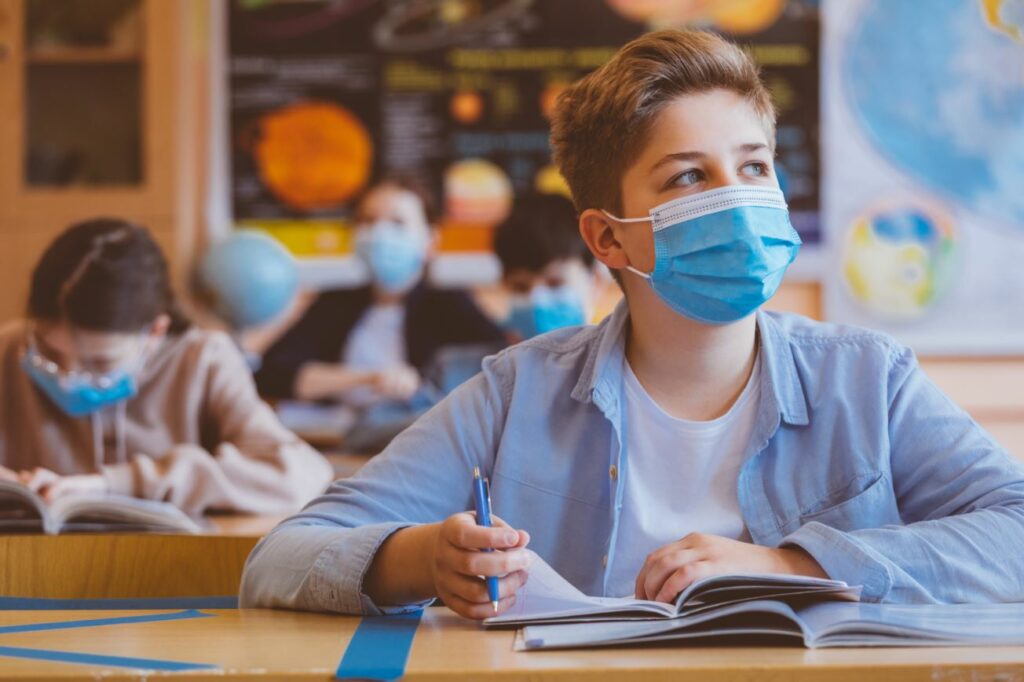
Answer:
[
  {"left": 445, "top": 546, "right": 531, "bottom": 578},
  {"left": 637, "top": 550, "right": 700, "bottom": 601},
  {"left": 654, "top": 562, "right": 714, "bottom": 604},
  {"left": 442, "top": 570, "right": 528, "bottom": 604},
  {"left": 448, "top": 521, "right": 521, "bottom": 550},
  {"left": 445, "top": 592, "right": 517, "bottom": 621}
]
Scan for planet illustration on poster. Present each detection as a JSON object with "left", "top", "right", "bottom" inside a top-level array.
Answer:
[
  {"left": 451, "top": 90, "right": 485, "bottom": 124},
  {"left": 444, "top": 158, "right": 514, "bottom": 224},
  {"left": 252, "top": 101, "right": 373, "bottom": 212},
  {"left": 534, "top": 164, "right": 572, "bottom": 199},
  {"left": 841, "top": 203, "right": 960, "bottom": 320},
  {"left": 604, "top": 0, "right": 786, "bottom": 34}
]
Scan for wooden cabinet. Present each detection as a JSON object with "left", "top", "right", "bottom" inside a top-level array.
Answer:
[{"left": 0, "top": 0, "right": 192, "bottom": 323}]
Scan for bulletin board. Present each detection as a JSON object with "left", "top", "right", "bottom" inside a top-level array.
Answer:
[{"left": 226, "top": 0, "right": 821, "bottom": 284}]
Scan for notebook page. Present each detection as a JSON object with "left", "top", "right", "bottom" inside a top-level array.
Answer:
[{"left": 485, "top": 551, "right": 674, "bottom": 625}]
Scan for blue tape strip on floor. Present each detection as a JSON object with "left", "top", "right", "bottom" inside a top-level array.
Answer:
[
  {"left": 0, "top": 609, "right": 213, "bottom": 635},
  {"left": 336, "top": 610, "right": 423, "bottom": 681},
  {"left": 0, "top": 595, "right": 237, "bottom": 610},
  {"left": 0, "top": 645, "right": 217, "bottom": 672}
]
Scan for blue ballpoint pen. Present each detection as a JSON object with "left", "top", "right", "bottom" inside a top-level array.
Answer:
[{"left": 472, "top": 466, "right": 501, "bottom": 613}]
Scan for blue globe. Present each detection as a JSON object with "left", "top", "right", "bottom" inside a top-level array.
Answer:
[
  {"left": 845, "top": 0, "right": 1024, "bottom": 230},
  {"left": 197, "top": 231, "right": 299, "bottom": 329}
]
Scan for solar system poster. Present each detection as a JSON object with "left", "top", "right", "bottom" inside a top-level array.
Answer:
[{"left": 228, "top": 0, "right": 821, "bottom": 283}]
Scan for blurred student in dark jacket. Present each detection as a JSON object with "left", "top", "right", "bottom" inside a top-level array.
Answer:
[{"left": 255, "top": 177, "right": 505, "bottom": 405}]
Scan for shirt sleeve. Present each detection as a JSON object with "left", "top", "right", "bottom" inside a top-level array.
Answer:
[
  {"left": 782, "top": 345, "right": 1024, "bottom": 603},
  {"left": 101, "top": 333, "right": 334, "bottom": 516},
  {"left": 239, "top": 352, "right": 513, "bottom": 615}
]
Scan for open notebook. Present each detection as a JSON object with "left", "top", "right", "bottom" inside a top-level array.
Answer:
[
  {"left": 0, "top": 480, "right": 202, "bottom": 534},
  {"left": 485, "top": 551, "right": 860, "bottom": 627}
]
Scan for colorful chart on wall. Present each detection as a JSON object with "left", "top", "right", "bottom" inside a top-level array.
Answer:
[
  {"left": 823, "top": 0, "right": 1024, "bottom": 354},
  {"left": 229, "top": 0, "right": 820, "bottom": 284}
]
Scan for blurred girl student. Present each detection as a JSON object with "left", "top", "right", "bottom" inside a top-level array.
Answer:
[
  {"left": 0, "top": 218, "right": 333, "bottom": 515},
  {"left": 254, "top": 176, "right": 505, "bottom": 405}
]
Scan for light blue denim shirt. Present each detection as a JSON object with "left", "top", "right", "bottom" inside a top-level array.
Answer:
[{"left": 240, "top": 302, "right": 1024, "bottom": 613}]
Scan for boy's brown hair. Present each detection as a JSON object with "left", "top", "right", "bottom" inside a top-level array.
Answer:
[{"left": 550, "top": 29, "right": 776, "bottom": 216}]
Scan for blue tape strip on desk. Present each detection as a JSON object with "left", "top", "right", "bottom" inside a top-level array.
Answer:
[
  {"left": 336, "top": 610, "right": 423, "bottom": 681},
  {"left": 0, "top": 595, "right": 237, "bottom": 610},
  {"left": 0, "top": 645, "right": 216, "bottom": 672},
  {"left": 0, "top": 609, "right": 213, "bottom": 635}
]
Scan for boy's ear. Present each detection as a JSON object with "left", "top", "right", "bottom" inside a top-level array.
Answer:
[{"left": 578, "top": 209, "right": 632, "bottom": 273}]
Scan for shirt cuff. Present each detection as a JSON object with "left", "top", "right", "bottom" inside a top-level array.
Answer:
[
  {"left": 781, "top": 521, "right": 894, "bottom": 602},
  {"left": 100, "top": 462, "right": 136, "bottom": 497},
  {"left": 308, "top": 522, "right": 433, "bottom": 616}
]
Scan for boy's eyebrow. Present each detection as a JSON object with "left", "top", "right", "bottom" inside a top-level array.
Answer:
[{"left": 650, "top": 143, "right": 771, "bottom": 172}]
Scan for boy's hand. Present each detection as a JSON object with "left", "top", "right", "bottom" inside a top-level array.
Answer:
[
  {"left": 431, "top": 512, "right": 531, "bottom": 620},
  {"left": 634, "top": 532, "right": 827, "bottom": 603}
]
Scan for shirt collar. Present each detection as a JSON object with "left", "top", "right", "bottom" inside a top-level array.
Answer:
[{"left": 571, "top": 302, "right": 809, "bottom": 427}]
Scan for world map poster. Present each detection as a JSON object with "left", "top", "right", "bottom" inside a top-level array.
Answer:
[{"left": 823, "top": 0, "right": 1024, "bottom": 353}]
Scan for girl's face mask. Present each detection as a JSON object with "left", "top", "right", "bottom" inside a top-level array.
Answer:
[
  {"left": 603, "top": 185, "right": 802, "bottom": 324},
  {"left": 21, "top": 325, "right": 150, "bottom": 417}
]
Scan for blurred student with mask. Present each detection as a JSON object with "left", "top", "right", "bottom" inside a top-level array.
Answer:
[
  {"left": 255, "top": 177, "right": 505, "bottom": 407},
  {"left": 0, "top": 218, "right": 333, "bottom": 516},
  {"left": 493, "top": 193, "right": 605, "bottom": 342}
]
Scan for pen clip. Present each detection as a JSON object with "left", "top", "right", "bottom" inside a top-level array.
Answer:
[{"left": 485, "top": 477, "right": 493, "bottom": 522}]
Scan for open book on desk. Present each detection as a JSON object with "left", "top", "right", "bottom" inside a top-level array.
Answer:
[
  {"left": 485, "top": 551, "right": 861, "bottom": 627},
  {"left": 517, "top": 600, "right": 1024, "bottom": 650},
  {"left": 0, "top": 480, "right": 202, "bottom": 534}
]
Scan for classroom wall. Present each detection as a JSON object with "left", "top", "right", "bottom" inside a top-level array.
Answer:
[{"left": 0, "top": 1, "right": 1020, "bottom": 462}]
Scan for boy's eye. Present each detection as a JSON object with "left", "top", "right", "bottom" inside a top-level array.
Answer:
[
  {"left": 669, "top": 168, "right": 704, "bottom": 188},
  {"left": 741, "top": 161, "right": 770, "bottom": 177}
]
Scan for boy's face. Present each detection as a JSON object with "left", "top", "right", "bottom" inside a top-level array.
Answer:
[
  {"left": 615, "top": 89, "right": 778, "bottom": 274},
  {"left": 503, "top": 257, "right": 596, "bottom": 312}
]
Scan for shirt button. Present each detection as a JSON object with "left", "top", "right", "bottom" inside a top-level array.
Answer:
[
  {"left": 601, "top": 554, "right": 608, "bottom": 568},
  {"left": 609, "top": 465, "right": 618, "bottom": 481}
]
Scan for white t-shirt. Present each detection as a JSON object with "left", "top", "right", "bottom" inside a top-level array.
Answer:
[
  {"left": 340, "top": 303, "right": 406, "bottom": 406},
  {"left": 606, "top": 356, "right": 760, "bottom": 597}
]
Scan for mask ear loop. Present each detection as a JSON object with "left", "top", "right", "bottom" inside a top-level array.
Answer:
[{"left": 600, "top": 210, "right": 654, "bottom": 281}]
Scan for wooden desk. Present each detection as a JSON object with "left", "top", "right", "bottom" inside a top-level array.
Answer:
[
  {"left": 0, "top": 606, "right": 1022, "bottom": 680},
  {"left": 0, "top": 515, "right": 283, "bottom": 600}
]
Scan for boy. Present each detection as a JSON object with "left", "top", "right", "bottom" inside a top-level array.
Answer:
[
  {"left": 241, "top": 30, "right": 1024, "bottom": 617},
  {"left": 493, "top": 193, "right": 604, "bottom": 341}
]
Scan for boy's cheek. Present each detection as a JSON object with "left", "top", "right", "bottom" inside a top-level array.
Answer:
[{"left": 622, "top": 231, "right": 657, "bottom": 273}]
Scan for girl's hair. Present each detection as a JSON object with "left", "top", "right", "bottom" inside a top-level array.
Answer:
[{"left": 28, "top": 217, "right": 191, "bottom": 333}]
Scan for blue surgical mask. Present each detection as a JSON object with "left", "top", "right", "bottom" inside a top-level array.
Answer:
[
  {"left": 20, "top": 328, "right": 147, "bottom": 418},
  {"left": 604, "top": 185, "right": 801, "bottom": 324},
  {"left": 355, "top": 221, "right": 428, "bottom": 294},
  {"left": 21, "top": 348, "right": 138, "bottom": 418},
  {"left": 505, "top": 285, "right": 587, "bottom": 340}
]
